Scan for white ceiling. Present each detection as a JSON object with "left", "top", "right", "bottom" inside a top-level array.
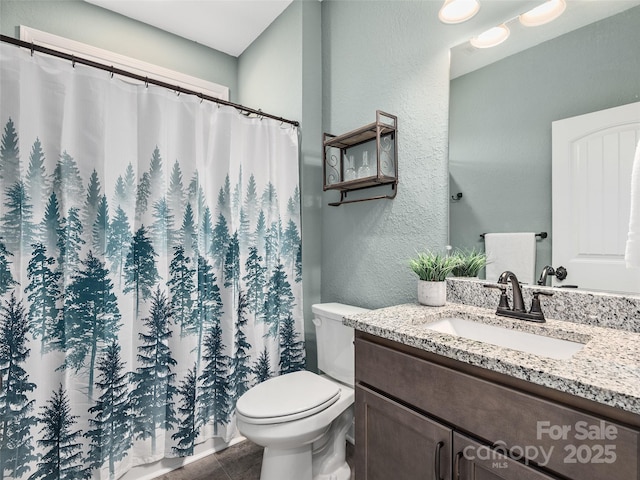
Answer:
[
  {"left": 84, "top": 0, "right": 640, "bottom": 67},
  {"left": 85, "top": 0, "right": 294, "bottom": 57}
]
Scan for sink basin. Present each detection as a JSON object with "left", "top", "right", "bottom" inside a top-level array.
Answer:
[{"left": 425, "top": 317, "right": 585, "bottom": 360}]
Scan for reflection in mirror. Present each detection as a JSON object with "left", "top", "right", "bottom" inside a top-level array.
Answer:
[{"left": 448, "top": 4, "right": 640, "bottom": 291}]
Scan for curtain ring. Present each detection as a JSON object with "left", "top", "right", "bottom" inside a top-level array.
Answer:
[
  {"left": 145, "top": 77, "right": 149, "bottom": 88},
  {"left": 71, "top": 55, "right": 76, "bottom": 68},
  {"left": 110, "top": 66, "right": 114, "bottom": 79},
  {"left": 198, "top": 93, "right": 204, "bottom": 104},
  {"left": 30, "top": 42, "right": 34, "bottom": 57}
]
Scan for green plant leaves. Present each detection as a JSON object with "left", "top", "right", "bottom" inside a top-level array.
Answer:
[{"left": 409, "top": 248, "right": 488, "bottom": 281}]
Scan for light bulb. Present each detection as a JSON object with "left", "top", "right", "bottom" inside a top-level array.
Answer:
[
  {"left": 438, "top": 0, "right": 480, "bottom": 24},
  {"left": 470, "top": 24, "right": 510, "bottom": 49},
  {"left": 519, "top": 0, "right": 566, "bottom": 27}
]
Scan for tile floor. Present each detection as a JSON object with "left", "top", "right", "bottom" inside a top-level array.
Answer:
[{"left": 156, "top": 440, "right": 355, "bottom": 480}]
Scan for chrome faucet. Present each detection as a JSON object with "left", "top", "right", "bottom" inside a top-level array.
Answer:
[{"left": 484, "top": 271, "right": 553, "bottom": 323}]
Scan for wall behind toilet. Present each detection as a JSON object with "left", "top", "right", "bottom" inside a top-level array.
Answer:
[{"left": 321, "top": 1, "right": 459, "bottom": 309}]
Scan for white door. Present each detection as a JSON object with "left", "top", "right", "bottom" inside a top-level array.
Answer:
[{"left": 552, "top": 101, "right": 640, "bottom": 293}]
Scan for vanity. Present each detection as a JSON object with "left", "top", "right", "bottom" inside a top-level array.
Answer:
[{"left": 345, "top": 281, "right": 640, "bottom": 480}]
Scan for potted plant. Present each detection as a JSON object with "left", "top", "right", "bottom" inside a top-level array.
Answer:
[
  {"left": 409, "top": 251, "right": 462, "bottom": 306},
  {"left": 451, "top": 248, "right": 488, "bottom": 278}
]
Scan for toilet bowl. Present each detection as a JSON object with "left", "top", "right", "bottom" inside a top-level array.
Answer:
[
  {"left": 235, "top": 303, "right": 369, "bottom": 480},
  {"left": 236, "top": 371, "right": 354, "bottom": 480}
]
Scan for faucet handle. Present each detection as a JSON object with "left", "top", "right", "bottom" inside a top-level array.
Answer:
[
  {"left": 530, "top": 290, "right": 553, "bottom": 316},
  {"left": 532, "top": 290, "right": 554, "bottom": 297},
  {"left": 483, "top": 283, "right": 510, "bottom": 310},
  {"left": 555, "top": 266, "right": 568, "bottom": 281}
]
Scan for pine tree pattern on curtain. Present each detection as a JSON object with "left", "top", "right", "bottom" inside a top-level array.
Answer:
[{"left": 0, "top": 43, "right": 304, "bottom": 479}]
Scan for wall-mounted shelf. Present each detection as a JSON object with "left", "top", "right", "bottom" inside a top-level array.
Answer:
[{"left": 323, "top": 110, "right": 398, "bottom": 206}]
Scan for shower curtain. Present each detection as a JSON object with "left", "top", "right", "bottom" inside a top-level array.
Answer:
[{"left": 0, "top": 43, "right": 304, "bottom": 480}]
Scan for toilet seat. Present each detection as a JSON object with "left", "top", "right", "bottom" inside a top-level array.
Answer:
[{"left": 236, "top": 371, "right": 341, "bottom": 425}]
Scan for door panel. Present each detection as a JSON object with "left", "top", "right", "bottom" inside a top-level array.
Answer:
[
  {"left": 355, "top": 385, "right": 452, "bottom": 480},
  {"left": 552, "top": 101, "right": 640, "bottom": 292}
]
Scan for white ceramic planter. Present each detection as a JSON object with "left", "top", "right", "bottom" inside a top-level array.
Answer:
[{"left": 417, "top": 280, "right": 446, "bottom": 307}]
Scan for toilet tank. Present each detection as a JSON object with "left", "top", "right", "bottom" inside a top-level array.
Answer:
[{"left": 312, "top": 303, "right": 370, "bottom": 386}]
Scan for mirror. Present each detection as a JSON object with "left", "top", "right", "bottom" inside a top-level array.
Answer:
[{"left": 448, "top": 3, "right": 640, "bottom": 290}]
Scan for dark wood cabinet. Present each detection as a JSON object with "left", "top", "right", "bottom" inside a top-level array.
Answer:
[
  {"left": 453, "top": 432, "right": 557, "bottom": 480},
  {"left": 354, "top": 331, "right": 640, "bottom": 480},
  {"left": 356, "top": 385, "right": 451, "bottom": 480}
]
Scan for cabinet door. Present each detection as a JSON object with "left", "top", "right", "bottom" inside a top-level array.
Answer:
[
  {"left": 453, "top": 432, "right": 558, "bottom": 480},
  {"left": 357, "top": 336, "right": 640, "bottom": 480},
  {"left": 356, "top": 385, "right": 452, "bottom": 480}
]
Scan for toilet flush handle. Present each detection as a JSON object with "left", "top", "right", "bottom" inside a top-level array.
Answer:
[{"left": 312, "top": 317, "right": 321, "bottom": 327}]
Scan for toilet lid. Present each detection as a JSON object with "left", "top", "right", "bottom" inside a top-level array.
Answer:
[{"left": 236, "top": 371, "right": 340, "bottom": 424}]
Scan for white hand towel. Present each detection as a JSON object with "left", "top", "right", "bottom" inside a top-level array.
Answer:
[
  {"left": 625, "top": 139, "right": 640, "bottom": 268},
  {"left": 484, "top": 232, "right": 537, "bottom": 284}
]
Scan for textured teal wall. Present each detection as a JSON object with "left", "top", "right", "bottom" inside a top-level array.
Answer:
[
  {"left": 238, "top": 0, "right": 322, "bottom": 372},
  {"left": 321, "top": 1, "right": 460, "bottom": 309},
  {"left": 238, "top": 1, "right": 301, "bottom": 121},
  {"left": 449, "top": 6, "right": 640, "bottom": 276},
  {"left": 0, "top": 0, "right": 238, "bottom": 100}
]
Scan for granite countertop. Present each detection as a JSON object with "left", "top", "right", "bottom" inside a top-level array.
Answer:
[{"left": 344, "top": 303, "right": 640, "bottom": 415}]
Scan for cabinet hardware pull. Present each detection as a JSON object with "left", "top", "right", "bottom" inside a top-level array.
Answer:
[
  {"left": 434, "top": 441, "right": 444, "bottom": 480},
  {"left": 454, "top": 451, "right": 463, "bottom": 480}
]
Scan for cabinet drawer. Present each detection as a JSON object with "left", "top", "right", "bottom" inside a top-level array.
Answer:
[{"left": 356, "top": 337, "right": 639, "bottom": 480}]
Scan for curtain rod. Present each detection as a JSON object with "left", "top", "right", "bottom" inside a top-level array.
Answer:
[{"left": 0, "top": 34, "right": 300, "bottom": 127}]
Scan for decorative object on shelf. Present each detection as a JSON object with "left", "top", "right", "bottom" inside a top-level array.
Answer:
[
  {"left": 326, "top": 154, "right": 339, "bottom": 185},
  {"left": 357, "top": 150, "right": 372, "bottom": 178},
  {"left": 451, "top": 248, "right": 487, "bottom": 277},
  {"left": 379, "top": 136, "right": 395, "bottom": 177},
  {"left": 344, "top": 154, "right": 357, "bottom": 181},
  {"left": 409, "top": 251, "right": 462, "bottom": 306},
  {"left": 323, "top": 110, "right": 398, "bottom": 206}
]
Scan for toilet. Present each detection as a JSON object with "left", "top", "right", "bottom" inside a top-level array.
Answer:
[{"left": 236, "top": 302, "right": 369, "bottom": 480}]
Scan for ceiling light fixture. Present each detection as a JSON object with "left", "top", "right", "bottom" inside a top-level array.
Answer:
[
  {"left": 519, "top": 0, "right": 567, "bottom": 27},
  {"left": 438, "top": 0, "right": 481, "bottom": 24},
  {"left": 470, "top": 24, "right": 510, "bottom": 49}
]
